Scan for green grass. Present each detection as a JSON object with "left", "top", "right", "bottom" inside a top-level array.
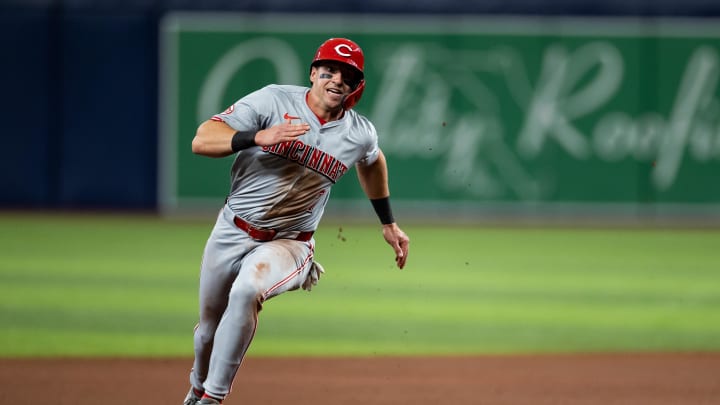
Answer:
[{"left": 1, "top": 212, "right": 719, "bottom": 357}]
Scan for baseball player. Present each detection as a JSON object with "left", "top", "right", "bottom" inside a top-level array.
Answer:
[{"left": 182, "top": 37, "right": 410, "bottom": 405}]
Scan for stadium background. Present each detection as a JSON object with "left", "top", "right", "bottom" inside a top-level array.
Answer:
[
  {"left": 2, "top": 0, "right": 720, "bottom": 220},
  {"left": 1, "top": 1, "right": 719, "bottom": 404}
]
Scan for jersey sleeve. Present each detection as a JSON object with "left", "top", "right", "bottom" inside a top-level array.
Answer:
[
  {"left": 356, "top": 119, "right": 381, "bottom": 166},
  {"left": 210, "top": 86, "right": 274, "bottom": 131}
]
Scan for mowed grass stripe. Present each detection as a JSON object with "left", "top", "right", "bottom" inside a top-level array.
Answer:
[{"left": 0, "top": 213, "right": 718, "bottom": 356}]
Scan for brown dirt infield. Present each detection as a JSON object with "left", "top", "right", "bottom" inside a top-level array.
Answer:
[{"left": 1, "top": 354, "right": 719, "bottom": 404}]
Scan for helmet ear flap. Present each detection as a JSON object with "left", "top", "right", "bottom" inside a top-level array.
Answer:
[{"left": 343, "top": 79, "right": 365, "bottom": 110}]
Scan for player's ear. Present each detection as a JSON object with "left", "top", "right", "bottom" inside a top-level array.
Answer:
[{"left": 309, "top": 66, "right": 318, "bottom": 86}]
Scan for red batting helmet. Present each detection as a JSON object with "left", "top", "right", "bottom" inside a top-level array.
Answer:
[{"left": 311, "top": 38, "right": 366, "bottom": 110}]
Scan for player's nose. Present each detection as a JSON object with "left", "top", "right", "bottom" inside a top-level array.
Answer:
[{"left": 330, "top": 71, "right": 344, "bottom": 85}]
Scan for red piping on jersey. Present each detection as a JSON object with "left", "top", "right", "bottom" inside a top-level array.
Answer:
[{"left": 261, "top": 242, "right": 315, "bottom": 301}]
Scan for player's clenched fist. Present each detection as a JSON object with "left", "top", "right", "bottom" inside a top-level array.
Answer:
[{"left": 254, "top": 122, "right": 311, "bottom": 146}]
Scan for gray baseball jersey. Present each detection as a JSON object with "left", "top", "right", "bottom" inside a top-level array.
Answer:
[{"left": 213, "top": 84, "right": 380, "bottom": 231}]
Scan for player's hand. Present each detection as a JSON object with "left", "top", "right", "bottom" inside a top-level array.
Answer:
[
  {"left": 255, "top": 122, "right": 311, "bottom": 146},
  {"left": 382, "top": 223, "right": 409, "bottom": 269},
  {"left": 302, "top": 261, "right": 325, "bottom": 291}
]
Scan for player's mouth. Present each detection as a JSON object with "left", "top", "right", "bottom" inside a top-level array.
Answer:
[{"left": 326, "top": 88, "right": 344, "bottom": 100}]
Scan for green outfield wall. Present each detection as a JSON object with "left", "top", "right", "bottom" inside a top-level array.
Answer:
[{"left": 159, "top": 14, "right": 720, "bottom": 216}]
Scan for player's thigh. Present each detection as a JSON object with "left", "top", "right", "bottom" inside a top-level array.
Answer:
[
  {"left": 237, "top": 239, "right": 314, "bottom": 299},
  {"left": 198, "top": 224, "right": 255, "bottom": 317}
]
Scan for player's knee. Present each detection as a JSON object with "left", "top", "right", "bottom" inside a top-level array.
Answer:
[
  {"left": 228, "top": 282, "right": 263, "bottom": 310},
  {"left": 196, "top": 329, "right": 214, "bottom": 346},
  {"left": 195, "top": 321, "right": 217, "bottom": 345}
]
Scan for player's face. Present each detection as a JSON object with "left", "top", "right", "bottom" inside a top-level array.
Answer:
[{"left": 310, "top": 63, "right": 361, "bottom": 109}]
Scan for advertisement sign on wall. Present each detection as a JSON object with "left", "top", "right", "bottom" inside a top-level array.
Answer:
[{"left": 160, "top": 14, "right": 720, "bottom": 216}]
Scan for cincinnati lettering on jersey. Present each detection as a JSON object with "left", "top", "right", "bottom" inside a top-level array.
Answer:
[{"left": 263, "top": 140, "right": 348, "bottom": 183}]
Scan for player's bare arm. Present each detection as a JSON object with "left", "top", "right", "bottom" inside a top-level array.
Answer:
[
  {"left": 192, "top": 120, "right": 239, "bottom": 158},
  {"left": 192, "top": 119, "right": 310, "bottom": 158},
  {"left": 356, "top": 150, "right": 410, "bottom": 269},
  {"left": 356, "top": 150, "right": 390, "bottom": 199}
]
